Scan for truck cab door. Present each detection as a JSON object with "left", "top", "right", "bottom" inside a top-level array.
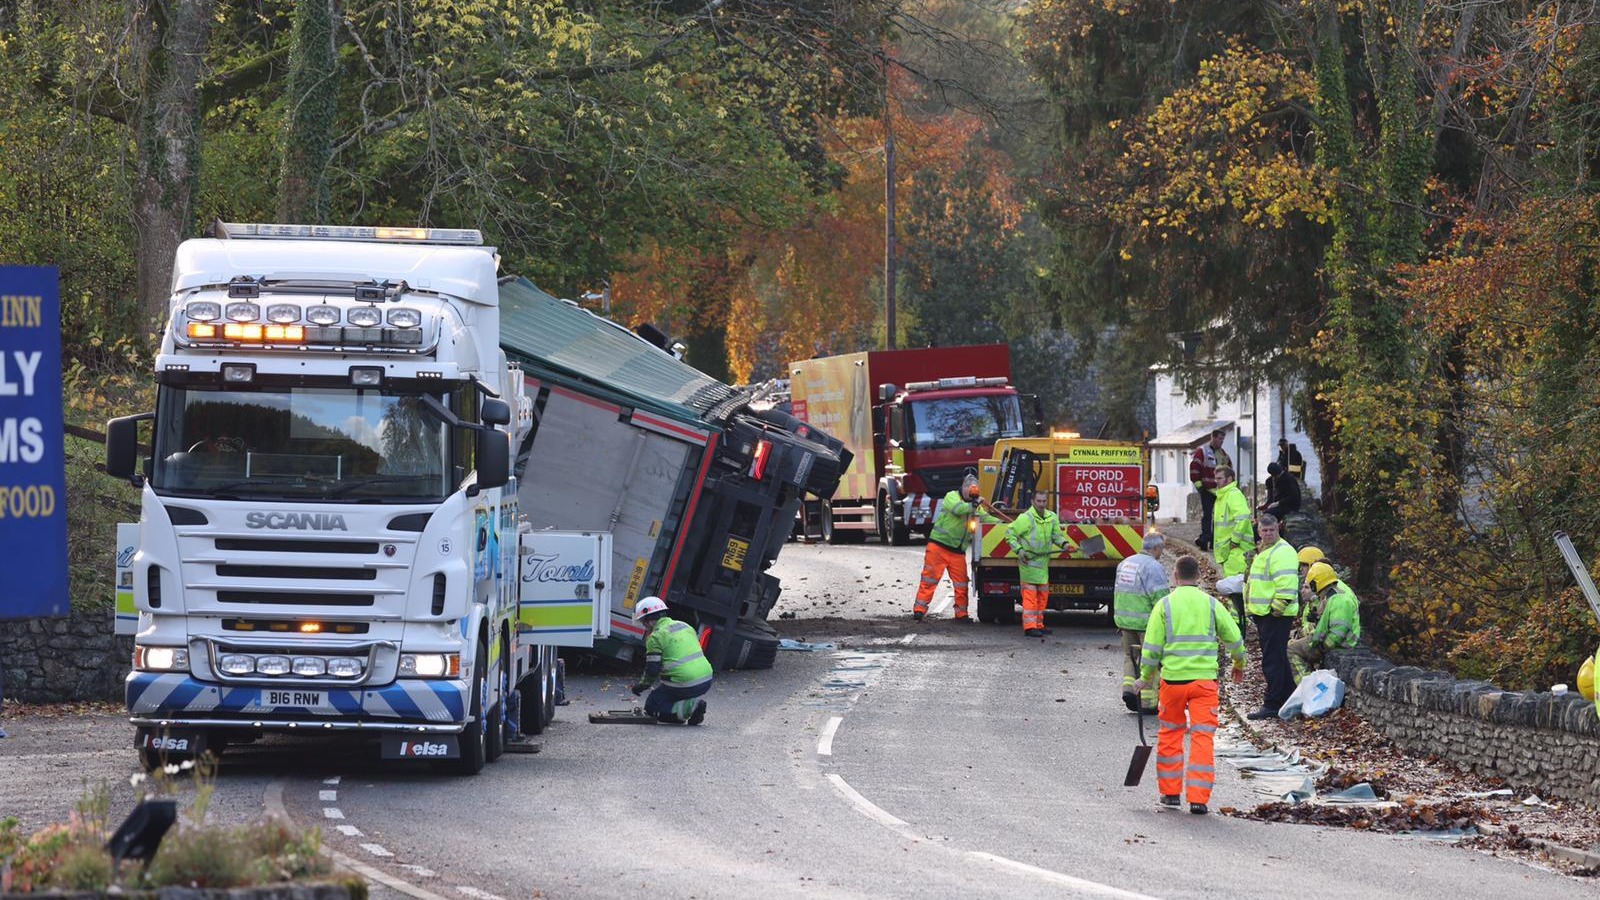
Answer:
[{"left": 517, "top": 531, "right": 613, "bottom": 647}]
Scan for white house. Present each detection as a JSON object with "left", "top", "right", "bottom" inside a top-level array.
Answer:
[{"left": 1146, "top": 367, "right": 1321, "bottom": 524}]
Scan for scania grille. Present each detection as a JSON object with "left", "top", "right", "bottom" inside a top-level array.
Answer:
[
  {"left": 216, "top": 537, "right": 381, "bottom": 554},
  {"left": 218, "top": 590, "right": 375, "bottom": 607},
  {"left": 921, "top": 468, "right": 967, "bottom": 496},
  {"left": 217, "top": 564, "right": 377, "bottom": 580}
]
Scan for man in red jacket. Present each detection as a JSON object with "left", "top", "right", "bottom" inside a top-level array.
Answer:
[{"left": 1189, "top": 429, "right": 1231, "bottom": 552}]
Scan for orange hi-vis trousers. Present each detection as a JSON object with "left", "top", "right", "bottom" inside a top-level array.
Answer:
[
  {"left": 914, "top": 543, "right": 970, "bottom": 618},
  {"left": 1156, "top": 679, "right": 1220, "bottom": 804},
  {"left": 1020, "top": 583, "right": 1048, "bottom": 631}
]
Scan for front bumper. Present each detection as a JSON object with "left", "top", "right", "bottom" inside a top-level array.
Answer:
[{"left": 126, "top": 672, "right": 468, "bottom": 734}]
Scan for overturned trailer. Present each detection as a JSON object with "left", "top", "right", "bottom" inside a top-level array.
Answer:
[{"left": 498, "top": 278, "right": 848, "bottom": 669}]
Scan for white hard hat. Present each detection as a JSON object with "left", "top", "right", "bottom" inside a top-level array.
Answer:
[{"left": 633, "top": 596, "right": 668, "bottom": 622}]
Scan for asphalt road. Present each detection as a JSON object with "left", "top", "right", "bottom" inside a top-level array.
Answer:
[{"left": 3, "top": 540, "right": 1593, "bottom": 898}]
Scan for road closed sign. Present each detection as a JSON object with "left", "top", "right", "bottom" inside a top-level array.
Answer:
[
  {"left": 1057, "top": 462, "right": 1143, "bottom": 523},
  {"left": 0, "top": 267, "right": 66, "bottom": 619}
]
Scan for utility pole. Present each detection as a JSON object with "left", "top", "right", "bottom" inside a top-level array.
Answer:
[{"left": 882, "top": 49, "right": 897, "bottom": 350}]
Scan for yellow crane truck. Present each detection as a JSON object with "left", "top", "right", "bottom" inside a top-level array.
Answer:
[{"left": 970, "top": 435, "right": 1156, "bottom": 625}]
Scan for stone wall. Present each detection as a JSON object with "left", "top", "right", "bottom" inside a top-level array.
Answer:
[
  {"left": 1326, "top": 647, "right": 1600, "bottom": 807},
  {"left": 1, "top": 608, "right": 130, "bottom": 704}
]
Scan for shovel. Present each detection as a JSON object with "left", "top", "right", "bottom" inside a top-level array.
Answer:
[{"left": 1123, "top": 701, "right": 1153, "bottom": 786}]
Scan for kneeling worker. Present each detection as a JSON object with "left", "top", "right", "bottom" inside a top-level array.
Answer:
[
  {"left": 1288, "top": 563, "right": 1362, "bottom": 682},
  {"left": 1133, "top": 555, "right": 1245, "bottom": 815},
  {"left": 630, "top": 596, "right": 712, "bottom": 724}
]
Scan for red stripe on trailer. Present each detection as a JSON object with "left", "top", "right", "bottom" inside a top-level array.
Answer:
[
  {"left": 521, "top": 374, "right": 543, "bottom": 392},
  {"left": 660, "top": 433, "right": 719, "bottom": 594},
  {"left": 631, "top": 410, "right": 709, "bottom": 445},
  {"left": 551, "top": 385, "right": 622, "bottom": 415},
  {"left": 611, "top": 615, "right": 645, "bottom": 636}
]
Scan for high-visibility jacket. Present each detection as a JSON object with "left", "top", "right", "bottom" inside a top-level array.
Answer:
[
  {"left": 1246, "top": 538, "right": 1300, "bottom": 617},
  {"left": 1140, "top": 585, "right": 1245, "bottom": 682},
  {"left": 645, "top": 617, "right": 713, "bottom": 687},
  {"left": 1311, "top": 581, "right": 1361, "bottom": 649},
  {"left": 928, "top": 490, "right": 999, "bottom": 552},
  {"left": 1113, "top": 551, "right": 1170, "bottom": 632},
  {"left": 1211, "top": 482, "right": 1253, "bottom": 578},
  {"left": 1008, "top": 506, "right": 1067, "bottom": 584}
]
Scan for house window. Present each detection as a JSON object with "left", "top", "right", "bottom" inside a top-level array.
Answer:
[{"left": 1154, "top": 451, "right": 1165, "bottom": 483}]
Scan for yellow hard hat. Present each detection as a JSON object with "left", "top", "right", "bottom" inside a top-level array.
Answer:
[
  {"left": 1579, "top": 655, "right": 1595, "bottom": 702},
  {"left": 1306, "top": 562, "right": 1339, "bottom": 593},
  {"left": 1297, "top": 546, "right": 1326, "bottom": 566}
]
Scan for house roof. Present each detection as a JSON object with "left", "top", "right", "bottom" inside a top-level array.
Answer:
[
  {"left": 497, "top": 277, "right": 740, "bottom": 425},
  {"left": 1150, "top": 419, "right": 1234, "bottom": 448}
]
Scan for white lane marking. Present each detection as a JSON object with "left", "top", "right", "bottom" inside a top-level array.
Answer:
[
  {"left": 322, "top": 776, "right": 341, "bottom": 785},
  {"left": 968, "top": 851, "right": 1165, "bottom": 900},
  {"left": 361, "top": 843, "right": 394, "bottom": 858},
  {"left": 322, "top": 807, "right": 345, "bottom": 820},
  {"left": 319, "top": 790, "right": 338, "bottom": 801},
  {"left": 825, "top": 773, "right": 907, "bottom": 827},
  {"left": 900, "top": 633, "right": 917, "bottom": 645},
  {"left": 400, "top": 864, "right": 439, "bottom": 878},
  {"left": 456, "top": 888, "right": 506, "bottom": 900},
  {"left": 265, "top": 780, "right": 453, "bottom": 900},
  {"left": 335, "top": 825, "right": 364, "bottom": 837},
  {"left": 817, "top": 716, "right": 842, "bottom": 756}
]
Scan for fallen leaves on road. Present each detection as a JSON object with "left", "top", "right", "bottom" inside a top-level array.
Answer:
[{"left": 1233, "top": 799, "right": 1492, "bottom": 834}]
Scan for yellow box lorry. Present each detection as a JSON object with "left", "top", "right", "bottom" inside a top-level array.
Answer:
[{"left": 971, "top": 435, "right": 1156, "bottom": 624}]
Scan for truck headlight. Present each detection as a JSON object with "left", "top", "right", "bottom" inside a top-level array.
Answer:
[
  {"left": 134, "top": 646, "right": 191, "bottom": 672},
  {"left": 292, "top": 657, "right": 327, "bottom": 677},
  {"left": 398, "top": 653, "right": 460, "bottom": 678}
]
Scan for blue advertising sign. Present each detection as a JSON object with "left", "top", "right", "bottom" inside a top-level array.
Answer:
[{"left": 0, "top": 266, "right": 66, "bottom": 619}]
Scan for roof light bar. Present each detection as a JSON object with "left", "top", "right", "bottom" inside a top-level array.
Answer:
[{"left": 217, "top": 222, "right": 483, "bottom": 245}]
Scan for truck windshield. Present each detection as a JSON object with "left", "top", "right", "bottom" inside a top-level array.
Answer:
[
  {"left": 906, "top": 394, "right": 1025, "bottom": 450},
  {"left": 151, "top": 385, "right": 449, "bottom": 501}
]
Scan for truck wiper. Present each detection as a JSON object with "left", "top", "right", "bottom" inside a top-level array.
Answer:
[
  {"left": 201, "top": 475, "right": 322, "bottom": 494},
  {"left": 322, "top": 474, "right": 439, "bottom": 498}
]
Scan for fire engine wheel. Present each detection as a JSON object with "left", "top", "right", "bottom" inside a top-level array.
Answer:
[
  {"left": 977, "top": 595, "right": 1017, "bottom": 626},
  {"left": 878, "top": 493, "right": 910, "bottom": 546},
  {"left": 453, "top": 643, "right": 489, "bottom": 775}
]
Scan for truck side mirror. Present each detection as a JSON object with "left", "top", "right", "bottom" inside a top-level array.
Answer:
[
  {"left": 871, "top": 407, "right": 885, "bottom": 435},
  {"left": 878, "top": 383, "right": 898, "bottom": 402},
  {"left": 106, "top": 413, "right": 151, "bottom": 482},
  {"left": 475, "top": 428, "right": 511, "bottom": 490},
  {"left": 480, "top": 397, "right": 511, "bottom": 427},
  {"left": 1027, "top": 394, "right": 1045, "bottom": 436}
]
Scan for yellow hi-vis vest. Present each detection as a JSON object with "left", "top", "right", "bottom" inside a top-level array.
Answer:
[
  {"left": 1113, "top": 552, "right": 1169, "bottom": 632},
  {"left": 1140, "top": 585, "right": 1246, "bottom": 682},
  {"left": 1211, "top": 482, "right": 1253, "bottom": 578},
  {"left": 1246, "top": 539, "right": 1300, "bottom": 617}
]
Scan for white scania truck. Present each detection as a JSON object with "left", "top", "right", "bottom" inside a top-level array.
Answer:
[{"left": 107, "top": 223, "right": 844, "bottom": 773}]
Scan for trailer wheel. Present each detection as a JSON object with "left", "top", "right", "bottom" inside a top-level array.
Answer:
[
  {"left": 878, "top": 493, "right": 910, "bottom": 546},
  {"left": 454, "top": 642, "right": 489, "bottom": 775},
  {"left": 706, "top": 617, "right": 781, "bottom": 670},
  {"left": 543, "top": 648, "right": 558, "bottom": 725}
]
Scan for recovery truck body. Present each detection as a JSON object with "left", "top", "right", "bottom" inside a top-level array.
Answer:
[
  {"left": 971, "top": 436, "right": 1155, "bottom": 624},
  {"left": 787, "top": 345, "right": 1031, "bottom": 544},
  {"left": 106, "top": 224, "right": 843, "bottom": 773}
]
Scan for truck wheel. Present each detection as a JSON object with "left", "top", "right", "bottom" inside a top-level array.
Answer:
[
  {"left": 543, "top": 648, "right": 558, "bottom": 725},
  {"left": 977, "top": 595, "right": 1017, "bottom": 626},
  {"left": 519, "top": 660, "right": 549, "bottom": 736},
  {"left": 878, "top": 494, "right": 910, "bottom": 546},
  {"left": 485, "top": 661, "right": 507, "bottom": 762},
  {"left": 454, "top": 643, "right": 489, "bottom": 775}
]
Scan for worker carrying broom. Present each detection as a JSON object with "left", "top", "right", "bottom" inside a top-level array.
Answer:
[
  {"left": 1132, "top": 555, "right": 1245, "bottom": 815},
  {"left": 912, "top": 473, "right": 1010, "bottom": 623}
]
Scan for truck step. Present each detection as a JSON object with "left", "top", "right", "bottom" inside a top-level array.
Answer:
[
  {"left": 503, "top": 736, "right": 543, "bottom": 753},
  {"left": 588, "top": 709, "right": 662, "bottom": 725}
]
